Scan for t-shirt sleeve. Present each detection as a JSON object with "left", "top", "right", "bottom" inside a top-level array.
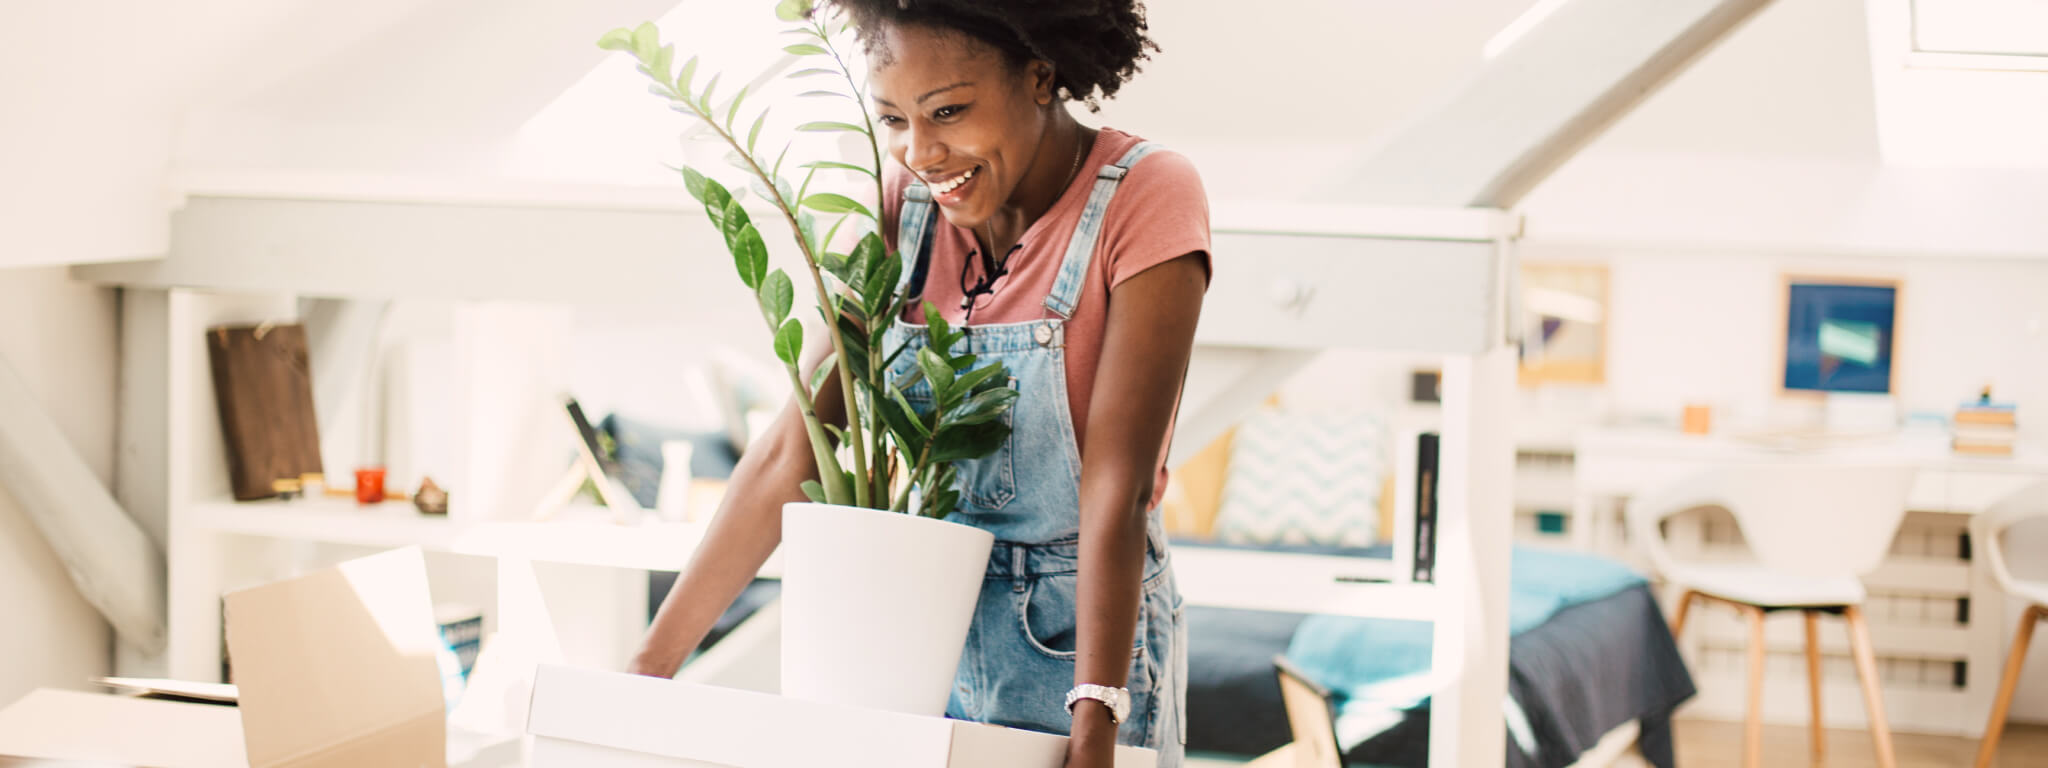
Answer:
[{"left": 1098, "top": 149, "right": 1213, "bottom": 290}]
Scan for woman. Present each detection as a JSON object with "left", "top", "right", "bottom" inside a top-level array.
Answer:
[{"left": 631, "top": 2, "right": 1210, "bottom": 766}]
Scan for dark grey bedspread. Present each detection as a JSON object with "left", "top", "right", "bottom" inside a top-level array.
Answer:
[{"left": 1185, "top": 584, "right": 1695, "bottom": 768}]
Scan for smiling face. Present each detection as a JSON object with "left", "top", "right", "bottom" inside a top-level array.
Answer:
[{"left": 868, "top": 22, "right": 1058, "bottom": 233}]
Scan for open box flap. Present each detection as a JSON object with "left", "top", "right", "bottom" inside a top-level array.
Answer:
[{"left": 224, "top": 547, "right": 446, "bottom": 768}]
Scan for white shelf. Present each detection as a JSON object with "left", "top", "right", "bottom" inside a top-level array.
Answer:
[
  {"left": 187, "top": 496, "right": 775, "bottom": 575},
  {"left": 1172, "top": 545, "right": 1437, "bottom": 621}
]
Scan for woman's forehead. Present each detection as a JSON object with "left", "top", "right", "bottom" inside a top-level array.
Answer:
[{"left": 869, "top": 23, "right": 1005, "bottom": 84}]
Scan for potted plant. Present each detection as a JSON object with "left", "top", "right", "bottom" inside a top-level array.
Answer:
[{"left": 599, "top": 0, "right": 1016, "bottom": 717}]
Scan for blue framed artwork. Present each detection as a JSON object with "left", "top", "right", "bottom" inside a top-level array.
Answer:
[{"left": 1783, "top": 279, "right": 1897, "bottom": 394}]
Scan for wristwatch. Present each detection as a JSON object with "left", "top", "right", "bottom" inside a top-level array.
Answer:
[{"left": 1064, "top": 684, "right": 1132, "bottom": 725}]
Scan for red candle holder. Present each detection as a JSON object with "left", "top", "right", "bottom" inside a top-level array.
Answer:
[{"left": 355, "top": 467, "right": 387, "bottom": 505}]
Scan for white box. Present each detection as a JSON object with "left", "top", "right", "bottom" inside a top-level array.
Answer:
[{"left": 525, "top": 665, "right": 1159, "bottom": 768}]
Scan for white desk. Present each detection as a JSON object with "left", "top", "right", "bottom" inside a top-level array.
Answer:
[{"left": 1573, "top": 425, "right": 2048, "bottom": 550}]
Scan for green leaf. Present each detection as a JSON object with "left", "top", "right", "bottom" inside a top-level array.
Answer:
[
  {"left": 801, "top": 193, "right": 873, "bottom": 220},
  {"left": 787, "top": 67, "right": 839, "bottom": 79},
  {"left": 929, "top": 420, "right": 1008, "bottom": 463},
  {"left": 797, "top": 120, "right": 869, "bottom": 135},
  {"left": 679, "top": 166, "right": 710, "bottom": 204},
  {"left": 774, "top": 318, "right": 804, "bottom": 365},
  {"left": 852, "top": 233, "right": 888, "bottom": 282},
  {"left": 724, "top": 149, "right": 754, "bottom": 174},
  {"left": 835, "top": 312, "right": 870, "bottom": 375},
  {"left": 795, "top": 89, "right": 850, "bottom": 101},
  {"left": 652, "top": 44, "right": 675, "bottom": 81},
  {"left": 699, "top": 73, "right": 721, "bottom": 113},
  {"left": 775, "top": 0, "right": 811, "bottom": 22},
  {"left": 917, "top": 346, "right": 955, "bottom": 401},
  {"left": 630, "top": 22, "right": 658, "bottom": 60},
  {"left": 950, "top": 363, "right": 1006, "bottom": 398},
  {"left": 750, "top": 174, "right": 795, "bottom": 208},
  {"left": 720, "top": 198, "right": 753, "bottom": 252},
  {"left": 923, "top": 302, "right": 952, "bottom": 351},
  {"left": 732, "top": 222, "right": 768, "bottom": 291},
  {"left": 800, "top": 479, "right": 826, "bottom": 503},
  {"left": 921, "top": 487, "right": 959, "bottom": 520},
  {"left": 784, "top": 43, "right": 828, "bottom": 56},
  {"left": 821, "top": 251, "right": 855, "bottom": 284},
  {"left": 820, "top": 215, "right": 849, "bottom": 258},
  {"left": 725, "top": 85, "right": 748, "bottom": 128},
  {"left": 808, "top": 352, "right": 839, "bottom": 393},
  {"left": 887, "top": 387, "right": 931, "bottom": 437},
  {"left": 772, "top": 142, "right": 793, "bottom": 179},
  {"left": 699, "top": 176, "right": 733, "bottom": 227},
  {"left": 943, "top": 386, "right": 1018, "bottom": 427},
  {"left": 759, "top": 269, "right": 794, "bottom": 326},
  {"left": 677, "top": 55, "right": 700, "bottom": 92},
  {"left": 802, "top": 160, "right": 877, "bottom": 178},
  {"left": 797, "top": 211, "right": 821, "bottom": 256},
  {"left": 864, "top": 250, "right": 902, "bottom": 316},
  {"left": 747, "top": 112, "right": 768, "bottom": 155},
  {"left": 597, "top": 28, "right": 633, "bottom": 52}
]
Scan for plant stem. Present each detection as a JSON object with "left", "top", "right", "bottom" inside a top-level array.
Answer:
[
  {"left": 820, "top": 20, "right": 894, "bottom": 507},
  {"left": 666, "top": 81, "right": 869, "bottom": 508}
]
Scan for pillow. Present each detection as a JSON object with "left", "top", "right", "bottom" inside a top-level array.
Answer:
[{"left": 1213, "top": 406, "right": 1386, "bottom": 548}]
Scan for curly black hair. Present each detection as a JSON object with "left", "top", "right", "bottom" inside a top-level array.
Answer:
[{"left": 827, "top": 0, "right": 1158, "bottom": 110}]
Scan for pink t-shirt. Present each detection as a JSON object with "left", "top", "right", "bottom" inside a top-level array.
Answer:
[{"left": 881, "top": 127, "right": 1212, "bottom": 510}]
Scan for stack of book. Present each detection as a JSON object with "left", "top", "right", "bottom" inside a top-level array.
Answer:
[{"left": 1954, "top": 402, "right": 2017, "bottom": 456}]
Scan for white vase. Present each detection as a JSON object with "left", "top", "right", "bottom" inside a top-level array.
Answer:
[{"left": 778, "top": 502, "right": 994, "bottom": 716}]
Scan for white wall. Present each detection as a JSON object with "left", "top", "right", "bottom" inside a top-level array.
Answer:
[
  {"left": 1516, "top": 245, "right": 2048, "bottom": 439},
  {"left": 0, "top": 267, "right": 120, "bottom": 702}
]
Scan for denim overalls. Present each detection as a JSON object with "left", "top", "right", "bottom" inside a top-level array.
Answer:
[{"left": 882, "top": 141, "right": 1187, "bottom": 764}]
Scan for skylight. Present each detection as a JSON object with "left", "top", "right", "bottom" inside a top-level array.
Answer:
[{"left": 510, "top": 1, "right": 874, "bottom": 188}]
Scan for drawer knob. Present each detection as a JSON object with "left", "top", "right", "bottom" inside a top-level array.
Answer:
[{"left": 1268, "top": 277, "right": 1311, "bottom": 309}]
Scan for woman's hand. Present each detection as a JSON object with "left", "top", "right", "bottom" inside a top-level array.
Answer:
[
  {"left": 1063, "top": 702, "right": 1120, "bottom": 767},
  {"left": 625, "top": 648, "right": 681, "bottom": 679}
]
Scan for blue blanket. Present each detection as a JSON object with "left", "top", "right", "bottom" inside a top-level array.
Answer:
[{"left": 1283, "top": 547, "right": 1647, "bottom": 747}]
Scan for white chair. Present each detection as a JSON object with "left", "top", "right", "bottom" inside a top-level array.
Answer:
[
  {"left": 1627, "top": 463, "right": 1916, "bottom": 768},
  {"left": 1973, "top": 479, "right": 2048, "bottom": 768}
]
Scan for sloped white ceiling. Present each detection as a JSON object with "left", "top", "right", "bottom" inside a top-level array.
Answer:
[{"left": 6, "top": 0, "right": 2046, "bottom": 268}]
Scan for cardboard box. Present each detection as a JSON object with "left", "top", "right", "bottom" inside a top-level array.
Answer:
[
  {"left": 222, "top": 546, "right": 449, "bottom": 767},
  {"left": 0, "top": 688, "right": 245, "bottom": 767},
  {"left": 525, "top": 665, "right": 1158, "bottom": 768},
  {"left": 0, "top": 547, "right": 514, "bottom": 768}
]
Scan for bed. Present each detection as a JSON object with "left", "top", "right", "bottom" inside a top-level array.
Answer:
[{"left": 1177, "top": 542, "right": 1694, "bottom": 768}]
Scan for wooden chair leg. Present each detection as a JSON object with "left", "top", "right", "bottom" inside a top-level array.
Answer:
[
  {"left": 1845, "top": 605, "right": 1897, "bottom": 768},
  {"left": 1977, "top": 604, "right": 2045, "bottom": 768},
  {"left": 1671, "top": 589, "right": 1698, "bottom": 638},
  {"left": 1745, "top": 604, "right": 1766, "bottom": 768},
  {"left": 1805, "top": 609, "right": 1825, "bottom": 765}
]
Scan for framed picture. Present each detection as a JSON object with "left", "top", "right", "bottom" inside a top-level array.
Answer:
[
  {"left": 1778, "top": 275, "right": 1900, "bottom": 396},
  {"left": 1518, "top": 263, "right": 1608, "bottom": 386}
]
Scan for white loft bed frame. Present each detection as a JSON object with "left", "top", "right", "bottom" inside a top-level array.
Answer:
[{"left": 29, "top": 1, "right": 1778, "bottom": 765}]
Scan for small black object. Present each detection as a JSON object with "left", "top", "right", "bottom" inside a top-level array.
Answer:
[{"left": 1413, "top": 432, "right": 1441, "bottom": 583}]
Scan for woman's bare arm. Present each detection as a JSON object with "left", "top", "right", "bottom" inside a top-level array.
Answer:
[
  {"left": 1067, "top": 253, "right": 1206, "bottom": 750},
  {"left": 629, "top": 339, "right": 847, "bottom": 677}
]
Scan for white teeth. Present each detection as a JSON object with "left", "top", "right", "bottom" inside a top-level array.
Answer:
[{"left": 934, "top": 167, "right": 976, "bottom": 194}]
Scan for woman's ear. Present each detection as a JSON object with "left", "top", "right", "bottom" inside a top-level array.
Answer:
[{"left": 1029, "top": 60, "right": 1057, "bottom": 105}]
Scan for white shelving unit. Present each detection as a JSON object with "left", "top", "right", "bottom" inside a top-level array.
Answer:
[{"left": 185, "top": 496, "right": 773, "bottom": 575}]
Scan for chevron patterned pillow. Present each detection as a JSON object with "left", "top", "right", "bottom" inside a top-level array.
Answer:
[{"left": 1213, "top": 406, "right": 1385, "bottom": 548}]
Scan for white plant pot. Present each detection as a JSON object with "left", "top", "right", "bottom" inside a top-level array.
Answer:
[{"left": 779, "top": 502, "right": 994, "bottom": 716}]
